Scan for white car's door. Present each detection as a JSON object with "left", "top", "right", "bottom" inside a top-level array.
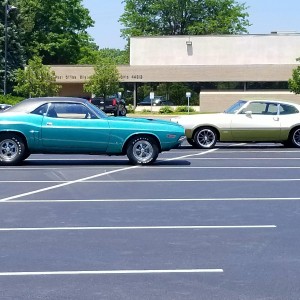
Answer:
[{"left": 230, "top": 102, "right": 281, "bottom": 141}]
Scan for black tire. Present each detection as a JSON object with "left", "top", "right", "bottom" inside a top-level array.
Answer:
[
  {"left": 193, "top": 127, "right": 217, "bottom": 149},
  {"left": 187, "top": 138, "right": 197, "bottom": 147},
  {"left": 290, "top": 127, "right": 300, "bottom": 147},
  {"left": 23, "top": 150, "right": 31, "bottom": 160},
  {"left": 0, "top": 133, "right": 26, "bottom": 165},
  {"left": 126, "top": 135, "right": 159, "bottom": 165},
  {"left": 119, "top": 106, "right": 127, "bottom": 116}
]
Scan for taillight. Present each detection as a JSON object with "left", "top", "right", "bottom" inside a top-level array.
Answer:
[{"left": 112, "top": 99, "right": 117, "bottom": 106}]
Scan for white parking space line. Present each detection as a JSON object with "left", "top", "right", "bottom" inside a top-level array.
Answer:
[
  {"left": 0, "top": 149, "right": 217, "bottom": 202},
  {"left": 0, "top": 269, "right": 224, "bottom": 276},
  {"left": 0, "top": 225, "right": 276, "bottom": 231},
  {"left": 1, "top": 178, "right": 300, "bottom": 183},
  {"left": 4, "top": 197, "right": 300, "bottom": 203}
]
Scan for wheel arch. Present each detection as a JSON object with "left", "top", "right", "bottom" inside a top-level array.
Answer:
[
  {"left": 0, "top": 131, "right": 29, "bottom": 150},
  {"left": 288, "top": 125, "right": 300, "bottom": 138},
  {"left": 192, "top": 125, "right": 220, "bottom": 141},
  {"left": 288, "top": 125, "right": 300, "bottom": 146},
  {"left": 122, "top": 133, "right": 161, "bottom": 154}
]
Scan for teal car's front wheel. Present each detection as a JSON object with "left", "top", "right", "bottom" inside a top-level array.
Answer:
[
  {"left": 0, "top": 133, "right": 26, "bottom": 165},
  {"left": 126, "top": 135, "right": 159, "bottom": 165}
]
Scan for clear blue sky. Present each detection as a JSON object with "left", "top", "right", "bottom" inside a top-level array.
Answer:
[{"left": 82, "top": 0, "right": 300, "bottom": 50}]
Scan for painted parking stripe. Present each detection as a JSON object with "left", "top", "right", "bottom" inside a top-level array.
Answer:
[
  {"left": 0, "top": 225, "right": 276, "bottom": 231},
  {"left": 0, "top": 269, "right": 224, "bottom": 276},
  {"left": 1, "top": 178, "right": 300, "bottom": 183},
  {"left": 0, "top": 149, "right": 217, "bottom": 202},
  {"left": 4, "top": 197, "right": 300, "bottom": 203}
]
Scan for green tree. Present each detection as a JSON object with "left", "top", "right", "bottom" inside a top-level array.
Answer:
[
  {"left": 16, "top": 0, "right": 95, "bottom": 64},
  {"left": 0, "top": 0, "right": 26, "bottom": 94},
  {"left": 289, "top": 58, "right": 300, "bottom": 94},
  {"left": 14, "top": 55, "right": 61, "bottom": 97},
  {"left": 78, "top": 48, "right": 129, "bottom": 65},
  {"left": 84, "top": 57, "right": 120, "bottom": 97},
  {"left": 120, "top": 0, "right": 250, "bottom": 41}
]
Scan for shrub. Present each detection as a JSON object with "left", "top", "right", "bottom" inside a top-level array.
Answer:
[
  {"left": 126, "top": 104, "right": 135, "bottom": 113},
  {"left": 0, "top": 95, "right": 24, "bottom": 105},
  {"left": 159, "top": 106, "right": 174, "bottom": 114},
  {"left": 175, "top": 105, "right": 195, "bottom": 113}
]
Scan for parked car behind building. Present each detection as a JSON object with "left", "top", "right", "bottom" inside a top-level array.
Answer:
[
  {"left": 0, "top": 104, "right": 12, "bottom": 111},
  {"left": 89, "top": 94, "right": 127, "bottom": 116},
  {"left": 138, "top": 96, "right": 174, "bottom": 106}
]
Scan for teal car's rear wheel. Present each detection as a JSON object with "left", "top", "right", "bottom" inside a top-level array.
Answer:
[
  {"left": 0, "top": 133, "right": 26, "bottom": 165},
  {"left": 193, "top": 127, "right": 217, "bottom": 149},
  {"left": 126, "top": 135, "right": 159, "bottom": 165}
]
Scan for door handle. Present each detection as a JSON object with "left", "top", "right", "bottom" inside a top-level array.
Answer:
[{"left": 46, "top": 122, "right": 53, "bottom": 126}]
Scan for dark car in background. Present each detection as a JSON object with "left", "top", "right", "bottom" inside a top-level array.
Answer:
[
  {"left": 0, "top": 104, "right": 12, "bottom": 111},
  {"left": 138, "top": 96, "right": 174, "bottom": 106},
  {"left": 89, "top": 94, "right": 127, "bottom": 116}
]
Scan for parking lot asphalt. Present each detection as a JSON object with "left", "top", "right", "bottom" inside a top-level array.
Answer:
[{"left": 1, "top": 142, "right": 300, "bottom": 299}]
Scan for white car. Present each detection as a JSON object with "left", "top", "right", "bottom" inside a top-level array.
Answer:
[{"left": 171, "top": 99, "right": 300, "bottom": 148}]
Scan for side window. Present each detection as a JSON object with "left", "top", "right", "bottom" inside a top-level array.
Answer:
[
  {"left": 46, "top": 103, "right": 97, "bottom": 119},
  {"left": 31, "top": 104, "right": 49, "bottom": 116},
  {"left": 279, "top": 104, "right": 299, "bottom": 115},
  {"left": 240, "top": 102, "right": 267, "bottom": 115},
  {"left": 265, "top": 103, "right": 278, "bottom": 115}
]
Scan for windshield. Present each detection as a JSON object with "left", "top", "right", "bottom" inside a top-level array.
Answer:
[
  {"left": 88, "top": 102, "right": 108, "bottom": 118},
  {"left": 224, "top": 100, "right": 247, "bottom": 114}
]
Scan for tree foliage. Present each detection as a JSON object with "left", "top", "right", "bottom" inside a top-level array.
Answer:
[
  {"left": 120, "top": 0, "right": 250, "bottom": 40},
  {"left": 78, "top": 48, "right": 129, "bottom": 65},
  {"left": 0, "top": 0, "right": 26, "bottom": 94},
  {"left": 16, "top": 0, "right": 95, "bottom": 64},
  {"left": 14, "top": 56, "right": 61, "bottom": 97},
  {"left": 289, "top": 58, "right": 300, "bottom": 94},
  {"left": 84, "top": 57, "right": 120, "bottom": 97}
]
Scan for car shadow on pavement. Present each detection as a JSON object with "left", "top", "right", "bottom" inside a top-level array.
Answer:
[{"left": 22, "top": 159, "right": 191, "bottom": 166}]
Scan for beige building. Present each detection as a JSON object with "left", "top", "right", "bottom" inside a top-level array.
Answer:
[{"left": 51, "top": 33, "right": 300, "bottom": 112}]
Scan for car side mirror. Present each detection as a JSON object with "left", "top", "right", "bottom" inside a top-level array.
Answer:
[{"left": 244, "top": 110, "right": 252, "bottom": 117}]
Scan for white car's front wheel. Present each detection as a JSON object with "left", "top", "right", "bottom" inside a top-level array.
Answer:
[{"left": 193, "top": 127, "right": 217, "bottom": 149}]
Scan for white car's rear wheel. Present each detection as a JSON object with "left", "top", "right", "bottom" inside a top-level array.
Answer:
[{"left": 290, "top": 127, "right": 300, "bottom": 147}]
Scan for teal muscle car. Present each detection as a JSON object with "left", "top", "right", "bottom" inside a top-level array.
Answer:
[{"left": 0, "top": 97, "right": 185, "bottom": 166}]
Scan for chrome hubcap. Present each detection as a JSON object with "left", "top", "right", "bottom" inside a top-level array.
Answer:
[
  {"left": 133, "top": 140, "right": 153, "bottom": 162},
  {"left": 0, "top": 139, "right": 18, "bottom": 161},
  {"left": 293, "top": 129, "right": 300, "bottom": 146},
  {"left": 197, "top": 129, "right": 215, "bottom": 147}
]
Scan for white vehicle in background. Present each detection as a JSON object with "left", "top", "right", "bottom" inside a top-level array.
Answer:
[{"left": 171, "top": 99, "right": 300, "bottom": 149}]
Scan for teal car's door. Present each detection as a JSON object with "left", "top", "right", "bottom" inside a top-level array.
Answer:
[{"left": 41, "top": 102, "right": 110, "bottom": 152}]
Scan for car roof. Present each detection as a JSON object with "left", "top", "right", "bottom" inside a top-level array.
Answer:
[
  {"left": 244, "top": 99, "right": 299, "bottom": 106},
  {"left": 7, "top": 97, "right": 88, "bottom": 113}
]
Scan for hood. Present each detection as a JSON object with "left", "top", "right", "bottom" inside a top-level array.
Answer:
[
  {"left": 171, "top": 113, "right": 224, "bottom": 123},
  {"left": 107, "top": 116, "right": 183, "bottom": 127}
]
